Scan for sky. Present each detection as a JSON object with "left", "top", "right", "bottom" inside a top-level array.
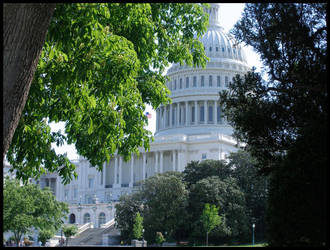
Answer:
[{"left": 51, "top": 3, "right": 263, "bottom": 160}]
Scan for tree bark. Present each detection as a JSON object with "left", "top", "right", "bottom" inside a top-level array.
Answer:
[{"left": 3, "top": 3, "right": 56, "bottom": 161}]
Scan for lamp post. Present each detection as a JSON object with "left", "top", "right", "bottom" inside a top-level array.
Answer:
[{"left": 252, "top": 223, "right": 255, "bottom": 245}]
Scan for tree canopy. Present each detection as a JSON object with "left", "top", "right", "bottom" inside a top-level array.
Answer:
[
  {"left": 221, "top": 3, "right": 326, "bottom": 173},
  {"left": 221, "top": 3, "right": 326, "bottom": 246},
  {"left": 3, "top": 177, "right": 69, "bottom": 246},
  {"left": 6, "top": 3, "right": 209, "bottom": 184},
  {"left": 115, "top": 154, "right": 266, "bottom": 245}
]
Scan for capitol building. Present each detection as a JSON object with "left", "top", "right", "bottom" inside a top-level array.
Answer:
[{"left": 34, "top": 4, "right": 250, "bottom": 230}]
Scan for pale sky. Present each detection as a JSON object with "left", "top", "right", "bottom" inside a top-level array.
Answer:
[{"left": 51, "top": 3, "right": 263, "bottom": 160}]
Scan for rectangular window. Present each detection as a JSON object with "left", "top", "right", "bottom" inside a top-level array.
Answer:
[
  {"left": 200, "top": 106, "right": 204, "bottom": 122},
  {"left": 225, "top": 76, "right": 229, "bottom": 86},
  {"left": 193, "top": 76, "right": 197, "bottom": 87},
  {"left": 209, "top": 47, "right": 212, "bottom": 52},
  {"left": 179, "top": 107, "right": 182, "bottom": 124},
  {"left": 222, "top": 47, "right": 225, "bottom": 52},
  {"left": 217, "top": 76, "right": 221, "bottom": 87},
  {"left": 216, "top": 47, "right": 219, "bottom": 52},
  {"left": 209, "top": 75, "right": 213, "bottom": 87},
  {"left": 88, "top": 176, "right": 94, "bottom": 189},
  {"left": 74, "top": 187, "right": 78, "bottom": 199},
  {"left": 191, "top": 106, "right": 195, "bottom": 122},
  {"left": 186, "top": 77, "right": 189, "bottom": 88},
  {"left": 174, "top": 80, "right": 177, "bottom": 90},
  {"left": 217, "top": 106, "right": 221, "bottom": 123},
  {"left": 64, "top": 190, "right": 69, "bottom": 200},
  {"left": 172, "top": 108, "right": 175, "bottom": 126},
  {"left": 208, "top": 106, "right": 213, "bottom": 122},
  {"left": 201, "top": 76, "right": 204, "bottom": 87},
  {"left": 167, "top": 109, "right": 170, "bottom": 126},
  {"left": 180, "top": 78, "right": 182, "bottom": 89},
  {"left": 202, "top": 153, "right": 207, "bottom": 160}
]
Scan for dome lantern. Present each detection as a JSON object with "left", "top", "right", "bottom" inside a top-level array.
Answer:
[{"left": 207, "top": 3, "right": 222, "bottom": 28}]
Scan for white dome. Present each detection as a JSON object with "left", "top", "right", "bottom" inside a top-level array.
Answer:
[
  {"left": 156, "top": 4, "right": 250, "bottom": 137},
  {"left": 200, "top": 27, "right": 248, "bottom": 63},
  {"left": 200, "top": 3, "right": 247, "bottom": 63}
]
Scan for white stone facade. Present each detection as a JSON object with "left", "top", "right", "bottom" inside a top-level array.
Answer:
[{"left": 37, "top": 3, "right": 250, "bottom": 228}]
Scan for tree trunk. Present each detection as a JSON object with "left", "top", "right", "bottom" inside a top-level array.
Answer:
[{"left": 3, "top": 3, "right": 56, "bottom": 161}]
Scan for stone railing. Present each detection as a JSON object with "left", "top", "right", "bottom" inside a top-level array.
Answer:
[
  {"left": 100, "top": 218, "right": 115, "bottom": 228},
  {"left": 77, "top": 222, "right": 93, "bottom": 235}
]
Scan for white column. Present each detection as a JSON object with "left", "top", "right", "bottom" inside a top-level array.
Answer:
[
  {"left": 156, "top": 109, "right": 159, "bottom": 131},
  {"left": 185, "top": 102, "right": 189, "bottom": 126},
  {"left": 204, "top": 100, "right": 208, "bottom": 124},
  {"left": 172, "top": 150, "right": 176, "bottom": 171},
  {"left": 142, "top": 153, "right": 146, "bottom": 180},
  {"left": 170, "top": 103, "right": 173, "bottom": 127},
  {"left": 155, "top": 152, "right": 159, "bottom": 173},
  {"left": 214, "top": 100, "right": 217, "bottom": 124},
  {"left": 56, "top": 176, "right": 61, "bottom": 200},
  {"left": 118, "top": 156, "right": 122, "bottom": 186},
  {"left": 176, "top": 103, "right": 180, "bottom": 126},
  {"left": 129, "top": 154, "right": 134, "bottom": 187},
  {"left": 177, "top": 150, "right": 182, "bottom": 172},
  {"left": 114, "top": 156, "right": 118, "bottom": 185},
  {"left": 195, "top": 101, "right": 198, "bottom": 124},
  {"left": 160, "top": 151, "right": 164, "bottom": 173}
]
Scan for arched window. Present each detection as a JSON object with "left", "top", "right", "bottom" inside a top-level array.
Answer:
[
  {"left": 83, "top": 213, "right": 91, "bottom": 224},
  {"left": 99, "top": 212, "right": 106, "bottom": 227},
  {"left": 69, "top": 213, "right": 76, "bottom": 224}
]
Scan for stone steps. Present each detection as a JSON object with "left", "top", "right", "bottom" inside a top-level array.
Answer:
[{"left": 66, "top": 224, "right": 120, "bottom": 246}]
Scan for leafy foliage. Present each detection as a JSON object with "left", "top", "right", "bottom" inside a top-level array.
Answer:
[
  {"left": 38, "top": 229, "right": 54, "bottom": 246},
  {"left": 227, "top": 150, "right": 268, "bottom": 242},
  {"left": 132, "top": 212, "right": 144, "bottom": 240},
  {"left": 3, "top": 177, "right": 68, "bottom": 246},
  {"left": 115, "top": 192, "right": 144, "bottom": 244},
  {"left": 182, "top": 160, "right": 230, "bottom": 189},
  {"left": 140, "top": 172, "right": 188, "bottom": 244},
  {"left": 62, "top": 224, "right": 78, "bottom": 246},
  {"left": 188, "top": 176, "right": 249, "bottom": 244},
  {"left": 221, "top": 3, "right": 327, "bottom": 246},
  {"left": 200, "top": 203, "right": 221, "bottom": 246},
  {"left": 155, "top": 232, "right": 165, "bottom": 246},
  {"left": 115, "top": 155, "right": 265, "bottom": 245},
  {"left": 222, "top": 3, "right": 326, "bottom": 173},
  {"left": 7, "top": 3, "right": 209, "bottom": 184}
]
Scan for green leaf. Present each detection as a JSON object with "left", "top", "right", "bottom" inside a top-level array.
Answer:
[
  {"left": 49, "top": 48, "right": 54, "bottom": 60},
  {"left": 88, "top": 117, "right": 93, "bottom": 135}
]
